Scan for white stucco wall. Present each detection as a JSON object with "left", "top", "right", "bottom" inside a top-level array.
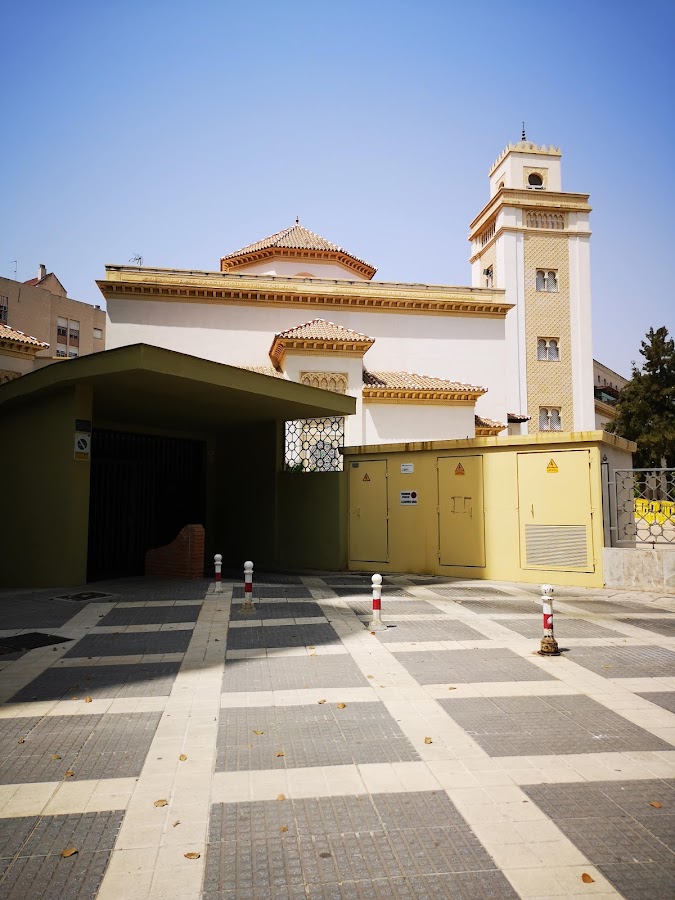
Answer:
[
  {"left": 362, "top": 403, "right": 476, "bottom": 446},
  {"left": 228, "top": 259, "right": 371, "bottom": 281},
  {"left": 489, "top": 150, "right": 562, "bottom": 196},
  {"left": 106, "top": 300, "right": 508, "bottom": 424}
]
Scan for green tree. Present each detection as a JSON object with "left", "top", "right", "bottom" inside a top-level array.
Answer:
[{"left": 607, "top": 326, "right": 675, "bottom": 467}]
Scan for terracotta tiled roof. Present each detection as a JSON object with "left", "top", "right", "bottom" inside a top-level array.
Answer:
[
  {"left": 507, "top": 412, "right": 531, "bottom": 423},
  {"left": 222, "top": 224, "right": 374, "bottom": 269},
  {"left": 23, "top": 277, "right": 41, "bottom": 286},
  {"left": 363, "top": 370, "right": 486, "bottom": 393},
  {"left": 241, "top": 365, "right": 285, "bottom": 378},
  {"left": 275, "top": 319, "right": 374, "bottom": 343},
  {"left": 0, "top": 324, "right": 49, "bottom": 348},
  {"left": 475, "top": 414, "right": 506, "bottom": 431}
]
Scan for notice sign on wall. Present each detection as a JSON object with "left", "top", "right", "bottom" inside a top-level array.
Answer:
[
  {"left": 400, "top": 490, "right": 418, "bottom": 505},
  {"left": 400, "top": 463, "right": 414, "bottom": 474},
  {"left": 74, "top": 432, "right": 91, "bottom": 461}
]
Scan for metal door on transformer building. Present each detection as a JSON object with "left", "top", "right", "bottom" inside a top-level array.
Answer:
[
  {"left": 517, "top": 450, "right": 594, "bottom": 572},
  {"left": 348, "top": 460, "right": 388, "bottom": 563},
  {"left": 438, "top": 456, "right": 486, "bottom": 567}
]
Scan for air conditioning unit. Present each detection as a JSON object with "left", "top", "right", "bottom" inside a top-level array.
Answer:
[{"left": 527, "top": 185, "right": 545, "bottom": 190}]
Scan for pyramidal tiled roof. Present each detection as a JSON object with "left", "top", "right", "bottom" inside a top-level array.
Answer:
[
  {"left": 0, "top": 323, "right": 49, "bottom": 348},
  {"left": 363, "top": 370, "right": 486, "bottom": 393},
  {"left": 221, "top": 223, "right": 375, "bottom": 271},
  {"left": 275, "top": 319, "right": 374, "bottom": 343},
  {"left": 475, "top": 414, "right": 506, "bottom": 431}
]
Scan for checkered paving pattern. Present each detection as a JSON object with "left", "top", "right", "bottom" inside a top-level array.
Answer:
[
  {"left": 63, "top": 630, "right": 192, "bottom": 658},
  {"left": 522, "top": 780, "right": 675, "bottom": 899},
  {"left": 376, "top": 620, "right": 487, "bottom": 643},
  {"left": 204, "top": 792, "right": 516, "bottom": 898},
  {"left": 216, "top": 703, "right": 419, "bottom": 770},
  {"left": 0, "top": 596, "right": 82, "bottom": 631},
  {"left": 222, "top": 655, "right": 369, "bottom": 693},
  {"left": 230, "top": 602, "right": 326, "bottom": 621},
  {"left": 0, "top": 811, "right": 124, "bottom": 899},
  {"left": 394, "top": 648, "right": 555, "bottom": 684},
  {"left": 497, "top": 618, "right": 621, "bottom": 638},
  {"left": 9, "top": 661, "right": 181, "bottom": 702},
  {"left": 438, "top": 695, "right": 671, "bottom": 757},
  {"left": 0, "top": 573, "right": 673, "bottom": 900},
  {"left": 0, "top": 713, "right": 162, "bottom": 783},
  {"left": 226, "top": 624, "right": 340, "bottom": 651},
  {"left": 97, "top": 605, "right": 201, "bottom": 627},
  {"left": 565, "top": 644, "right": 675, "bottom": 678}
]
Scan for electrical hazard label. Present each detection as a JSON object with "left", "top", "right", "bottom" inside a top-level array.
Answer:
[
  {"left": 400, "top": 491, "right": 418, "bottom": 505},
  {"left": 362, "top": 473, "right": 371, "bottom": 482},
  {"left": 454, "top": 463, "right": 465, "bottom": 476},
  {"left": 546, "top": 459, "right": 559, "bottom": 473}
]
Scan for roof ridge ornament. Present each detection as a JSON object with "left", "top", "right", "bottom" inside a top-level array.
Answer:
[{"left": 521, "top": 121, "right": 526, "bottom": 141}]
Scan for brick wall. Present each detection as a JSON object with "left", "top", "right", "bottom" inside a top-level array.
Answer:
[{"left": 145, "top": 524, "right": 205, "bottom": 579}]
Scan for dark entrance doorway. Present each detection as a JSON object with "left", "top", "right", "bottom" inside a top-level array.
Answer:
[{"left": 87, "top": 429, "right": 206, "bottom": 580}]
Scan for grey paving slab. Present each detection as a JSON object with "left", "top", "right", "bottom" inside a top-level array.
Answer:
[
  {"left": 226, "top": 624, "right": 340, "bottom": 651},
  {"left": 0, "top": 810, "right": 123, "bottom": 900},
  {"left": 346, "top": 599, "right": 441, "bottom": 617},
  {"left": 230, "top": 602, "right": 326, "bottom": 621},
  {"left": 232, "top": 587, "right": 313, "bottom": 600},
  {"left": 497, "top": 617, "right": 621, "bottom": 639},
  {"left": 394, "top": 647, "right": 555, "bottom": 684},
  {"left": 619, "top": 617, "right": 675, "bottom": 637},
  {"left": 330, "top": 587, "right": 419, "bottom": 599},
  {"left": 565, "top": 644, "right": 675, "bottom": 678},
  {"left": 205, "top": 792, "right": 515, "bottom": 898},
  {"left": 637, "top": 691, "right": 675, "bottom": 715},
  {"left": 375, "top": 621, "right": 487, "bottom": 643},
  {"left": 222, "top": 654, "right": 367, "bottom": 693},
  {"left": 9, "top": 661, "right": 181, "bottom": 702},
  {"left": 0, "top": 633, "right": 73, "bottom": 655},
  {"left": 0, "top": 597, "right": 81, "bottom": 631},
  {"left": 63, "top": 629, "right": 192, "bottom": 658},
  {"left": 438, "top": 695, "right": 672, "bottom": 757},
  {"left": 522, "top": 780, "right": 675, "bottom": 900},
  {"left": 225, "top": 572, "right": 305, "bottom": 585},
  {"left": 216, "top": 703, "right": 420, "bottom": 771},
  {"left": 427, "top": 586, "right": 512, "bottom": 598},
  {"left": 97, "top": 605, "right": 201, "bottom": 626},
  {"left": 0, "top": 712, "right": 161, "bottom": 783},
  {"left": 88, "top": 578, "right": 210, "bottom": 602}
]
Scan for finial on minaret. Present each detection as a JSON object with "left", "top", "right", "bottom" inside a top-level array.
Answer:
[
  {"left": 295, "top": 216, "right": 299, "bottom": 225},
  {"left": 521, "top": 122, "right": 526, "bottom": 141}
]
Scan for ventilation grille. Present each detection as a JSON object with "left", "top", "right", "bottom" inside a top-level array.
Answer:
[{"left": 525, "top": 525, "right": 588, "bottom": 569}]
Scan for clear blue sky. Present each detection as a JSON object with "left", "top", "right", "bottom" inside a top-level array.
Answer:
[{"left": 2, "top": 0, "right": 673, "bottom": 377}]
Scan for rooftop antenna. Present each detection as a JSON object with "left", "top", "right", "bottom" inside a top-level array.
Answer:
[
  {"left": 521, "top": 122, "right": 526, "bottom": 141},
  {"left": 130, "top": 253, "right": 143, "bottom": 266},
  {"left": 295, "top": 216, "right": 299, "bottom": 225},
  {"left": 10, "top": 260, "right": 17, "bottom": 280}
]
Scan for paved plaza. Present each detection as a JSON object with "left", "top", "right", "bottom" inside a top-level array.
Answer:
[{"left": 0, "top": 574, "right": 674, "bottom": 899}]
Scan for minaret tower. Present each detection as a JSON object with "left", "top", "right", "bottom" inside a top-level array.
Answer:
[{"left": 468, "top": 133, "right": 595, "bottom": 433}]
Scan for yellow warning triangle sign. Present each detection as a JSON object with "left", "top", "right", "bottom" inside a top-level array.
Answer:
[
  {"left": 546, "top": 459, "right": 559, "bottom": 473},
  {"left": 363, "top": 473, "right": 371, "bottom": 482},
  {"left": 454, "top": 463, "right": 465, "bottom": 476}
]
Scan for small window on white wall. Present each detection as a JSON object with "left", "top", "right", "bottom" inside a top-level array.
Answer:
[
  {"left": 536, "top": 270, "right": 558, "bottom": 292},
  {"left": 537, "top": 338, "right": 560, "bottom": 361},
  {"left": 539, "top": 407, "right": 562, "bottom": 431}
]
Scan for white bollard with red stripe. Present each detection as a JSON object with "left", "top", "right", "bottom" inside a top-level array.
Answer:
[
  {"left": 538, "top": 583, "right": 560, "bottom": 656},
  {"left": 368, "top": 573, "right": 387, "bottom": 632},
  {"left": 243, "top": 560, "right": 254, "bottom": 608},
  {"left": 214, "top": 554, "right": 223, "bottom": 593}
]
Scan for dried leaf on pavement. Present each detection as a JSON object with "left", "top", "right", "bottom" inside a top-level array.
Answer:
[
  {"left": 61, "top": 847, "right": 78, "bottom": 858},
  {"left": 318, "top": 700, "right": 326, "bottom": 705},
  {"left": 276, "top": 751, "right": 285, "bottom": 757},
  {"left": 84, "top": 697, "right": 92, "bottom": 703},
  {"left": 649, "top": 801, "right": 662, "bottom": 808},
  {"left": 179, "top": 754, "right": 188, "bottom": 761},
  {"left": 154, "top": 799, "right": 168, "bottom": 807},
  {"left": 280, "top": 825, "right": 288, "bottom": 832},
  {"left": 277, "top": 794, "right": 286, "bottom": 801},
  {"left": 253, "top": 730, "right": 264, "bottom": 735},
  {"left": 184, "top": 852, "right": 200, "bottom": 860},
  {"left": 50, "top": 754, "right": 62, "bottom": 760},
  {"left": 64, "top": 770, "right": 75, "bottom": 778},
  {"left": 337, "top": 703, "right": 346, "bottom": 709},
  {"left": 424, "top": 737, "right": 433, "bottom": 744},
  {"left": 581, "top": 873, "right": 595, "bottom": 884}
]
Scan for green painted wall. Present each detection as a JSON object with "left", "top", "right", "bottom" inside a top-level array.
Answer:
[
  {"left": 276, "top": 471, "right": 347, "bottom": 571},
  {"left": 0, "top": 385, "right": 92, "bottom": 588}
]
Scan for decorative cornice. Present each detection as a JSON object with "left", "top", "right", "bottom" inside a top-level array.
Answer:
[
  {"left": 270, "top": 337, "right": 372, "bottom": 369},
  {"left": 220, "top": 247, "right": 376, "bottom": 280},
  {"left": 594, "top": 399, "right": 618, "bottom": 419},
  {"left": 98, "top": 268, "right": 512, "bottom": 319},
  {"left": 0, "top": 339, "right": 44, "bottom": 359},
  {"left": 362, "top": 388, "right": 482, "bottom": 404},
  {"left": 469, "top": 224, "right": 591, "bottom": 263},
  {"left": 489, "top": 142, "right": 562, "bottom": 177},
  {"left": 469, "top": 188, "right": 592, "bottom": 238}
]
